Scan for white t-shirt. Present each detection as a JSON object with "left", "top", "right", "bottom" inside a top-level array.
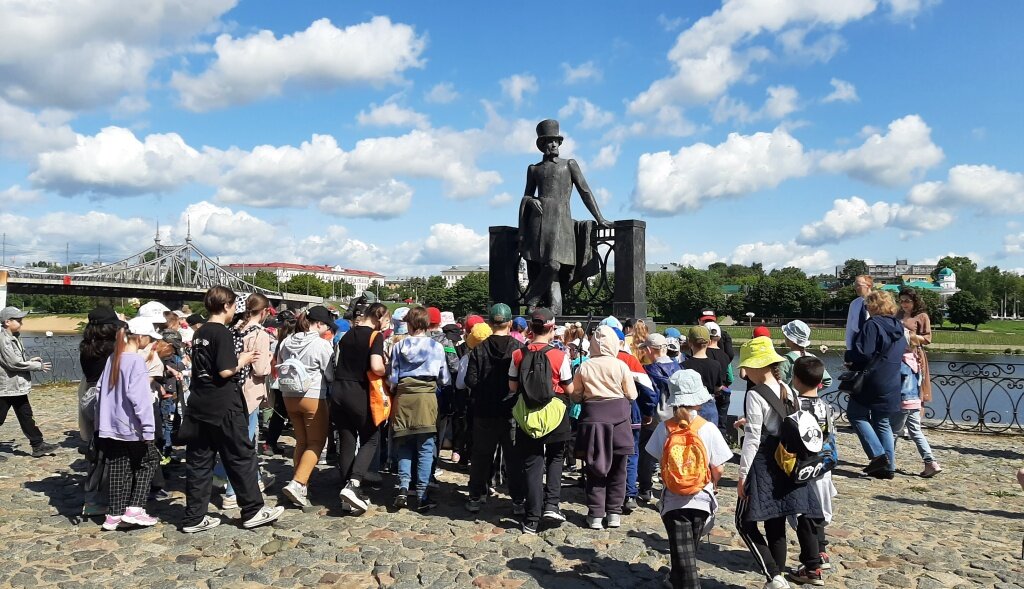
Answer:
[{"left": 645, "top": 418, "right": 732, "bottom": 515}]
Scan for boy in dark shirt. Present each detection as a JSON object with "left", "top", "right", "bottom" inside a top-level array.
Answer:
[
  {"left": 181, "top": 286, "right": 283, "bottom": 533},
  {"left": 682, "top": 325, "right": 724, "bottom": 432}
]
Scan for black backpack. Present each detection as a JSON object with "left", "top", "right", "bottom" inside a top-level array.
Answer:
[
  {"left": 519, "top": 345, "right": 555, "bottom": 410},
  {"left": 751, "top": 384, "right": 827, "bottom": 485}
]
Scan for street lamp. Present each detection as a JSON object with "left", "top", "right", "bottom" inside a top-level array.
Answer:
[{"left": 745, "top": 311, "right": 755, "bottom": 326}]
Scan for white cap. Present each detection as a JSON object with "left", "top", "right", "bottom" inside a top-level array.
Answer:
[
  {"left": 127, "top": 317, "right": 163, "bottom": 340},
  {"left": 704, "top": 321, "right": 722, "bottom": 338},
  {"left": 172, "top": 310, "right": 188, "bottom": 318},
  {"left": 137, "top": 301, "right": 171, "bottom": 322}
]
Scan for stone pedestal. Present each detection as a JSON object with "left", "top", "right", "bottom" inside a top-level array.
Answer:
[
  {"left": 489, "top": 220, "right": 647, "bottom": 318},
  {"left": 488, "top": 226, "right": 520, "bottom": 308},
  {"left": 612, "top": 219, "right": 648, "bottom": 320}
]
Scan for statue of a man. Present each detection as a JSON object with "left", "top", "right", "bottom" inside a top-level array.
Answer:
[{"left": 518, "top": 119, "right": 610, "bottom": 314}]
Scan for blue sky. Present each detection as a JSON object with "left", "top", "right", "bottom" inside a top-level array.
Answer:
[{"left": 1, "top": 0, "right": 1022, "bottom": 277}]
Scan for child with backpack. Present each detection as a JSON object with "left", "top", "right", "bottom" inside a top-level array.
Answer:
[
  {"left": 778, "top": 321, "right": 832, "bottom": 389},
  {"left": 463, "top": 304, "right": 525, "bottom": 514},
  {"left": 572, "top": 325, "right": 639, "bottom": 530},
  {"left": 640, "top": 332, "right": 683, "bottom": 503},
  {"left": 644, "top": 369, "right": 731, "bottom": 589},
  {"left": 786, "top": 356, "right": 838, "bottom": 586},
  {"left": 508, "top": 308, "right": 574, "bottom": 534},
  {"left": 735, "top": 337, "right": 824, "bottom": 589},
  {"left": 277, "top": 306, "right": 335, "bottom": 508}
]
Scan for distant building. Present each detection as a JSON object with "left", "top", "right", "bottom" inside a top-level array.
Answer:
[
  {"left": 438, "top": 263, "right": 529, "bottom": 289},
  {"left": 225, "top": 262, "right": 385, "bottom": 297},
  {"left": 937, "top": 267, "right": 959, "bottom": 298},
  {"left": 646, "top": 263, "right": 683, "bottom": 273},
  {"left": 861, "top": 259, "right": 937, "bottom": 284}
]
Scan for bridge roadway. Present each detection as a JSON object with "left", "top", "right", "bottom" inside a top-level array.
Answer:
[{"left": 3, "top": 274, "right": 324, "bottom": 307}]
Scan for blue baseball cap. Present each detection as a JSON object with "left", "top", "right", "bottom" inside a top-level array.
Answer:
[
  {"left": 611, "top": 327, "right": 625, "bottom": 341},
  {"left": 512, "top": 317, "right": 528, "bottom": 330},
  {"left": 663, "top": 327, "right": 681, "bottom": 339}
]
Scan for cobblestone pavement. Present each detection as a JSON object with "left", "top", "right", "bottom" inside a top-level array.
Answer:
[{"left": 1, "top": 386, "right": 1023, "bottom": 589}]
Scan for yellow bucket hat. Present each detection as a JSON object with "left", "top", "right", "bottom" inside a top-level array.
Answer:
[
  {"left": 466, "top": 322, "right": 493, "bottom": 349},
  {"left": 738, "top": 336, "right": 785, "bottom": 369}
]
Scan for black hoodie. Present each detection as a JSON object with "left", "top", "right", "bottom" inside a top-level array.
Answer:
[
  {"left": 844, "top": 315, "right": 907, "bottom": 414},
  {"left": 464, "top": 334, "right": 524, "bottom": 419}
]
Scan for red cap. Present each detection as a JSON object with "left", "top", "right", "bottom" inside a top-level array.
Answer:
[
  {"left": 427, "top": 307, "right": 442, "bottom": 326},
  {"left": 465, "top": 315, "right": 485, "bottom": 329},
  {"left": 753, "top": 326, "right": 771, "bottom": 338}
]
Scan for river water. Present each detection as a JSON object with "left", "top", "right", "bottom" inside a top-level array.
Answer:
[{"left": 20, "top": 334, "right": 1024, "bottom": 429}]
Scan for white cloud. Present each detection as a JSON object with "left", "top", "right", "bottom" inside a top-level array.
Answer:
[
  {"left": 592, "top": 144, "right": 621, "bottom": 170},
  {"left": 499, "top": 73, "right": 538, "bottom": 107},
  {"left": 0, "top": 209, "right": 156, "bottom": 262},
  {"left": 0, "top": 99, "right": 77, "bottom": 159},
  {"left": 562, "top": 61, "right": 602, "bottom": 84},
  {"left": 632, "top": 127, "right": 810, "bottom": 214},
  {"left": 176, "top": 201, "right": 281, "bottom": 260},
  {"left": 170, "top": 17, "right": 426, "bottom": 111},
  {"left": 414, "top": 223, "right": 488, "bottom": 265},
  {"left": 797, "top": 196, "right": 952, "bottom": 246},
  {"left": 628, "top": 0, "right": 875, "bottom": 113},
  {"left": 490, "top": 192, "right": 514, "bottom": 207},
  {"left": 777, "top": 28, "right": 846, "bottom": 63},
  {"left": 713, "top": 85, "right": 799, "bottom": 123},
  {"left": 680, "top": 241, "right": 833, "bottom": 274},
  {"left": 357, "top": 102, "right": 429, "bottom": 129},
  {"left": 558, "top": 97, "right": 614, "bottom": 129},
  {"left": 819, "top": 115, "right": 944, "bottom": 186},
  {"left": 884, "top": 0, "right": 939, "bottom": 18},
  {"left": 823, "top": 78, "right": 859, "bottom": 103},
  {"left": 0, "top": 0, "right": 236, "bottom": 110},
  {"left": 31, "top": 126, "right": 211, "bottom": 196},
  {"left": 594, "top": 188, "right": 613, "bottom": 206},
  {"left": 657, "top": 14, "right": 687, "bottom": 32},
  {"left": 424, "top": 82, "right": 459, "bottom": 104},
  {"left": 318, "top": 180, "right": 413, "bottom": 219},
  {"left": 1004, "top": 233, "right": 1024, "bottom": 256},
  {"left": 679, "top": 251, "right": 721, "bottom": 268},
  {"left": 907, "top": 164, "right": 1024, "bottom": 214},
  {"left": 0, "top": 185, "right": 43, "bottom": 204}
]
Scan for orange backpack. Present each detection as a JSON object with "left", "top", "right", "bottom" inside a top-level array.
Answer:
[
  {"left": 367, "top": 331, "right": 391, "bottom": 427},
  {"left": 661, "top": 416, "right": 711, "bottom": 496}
]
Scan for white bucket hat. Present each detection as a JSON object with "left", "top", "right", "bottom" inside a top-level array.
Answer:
[
  {"left": 667, "top": 369, "right": 712, "bottom": 407},
  {"left": 781, "top": 320, "right": 812, "bottom": 348}
]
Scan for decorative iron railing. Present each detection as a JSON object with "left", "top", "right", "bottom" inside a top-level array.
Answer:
[{"left": 821, "top": 360, "right": 1024, "bottom": 434}]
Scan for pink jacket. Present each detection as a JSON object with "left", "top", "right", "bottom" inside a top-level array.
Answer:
[{"left": 240, "top": 325, "right": 273, "bottom": 414}]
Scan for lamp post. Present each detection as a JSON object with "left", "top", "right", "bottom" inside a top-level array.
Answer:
[{"left": 745, "top": 311, "right": 755, "bottom": 326}]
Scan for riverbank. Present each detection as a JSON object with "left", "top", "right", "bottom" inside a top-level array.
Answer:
[{"left": 20, "top": 316, "right": 84, "bottom": 335}]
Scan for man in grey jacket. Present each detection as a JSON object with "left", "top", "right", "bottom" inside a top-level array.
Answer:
[{"left": 0, "top": 306, "right": 58, "bottom": 460}]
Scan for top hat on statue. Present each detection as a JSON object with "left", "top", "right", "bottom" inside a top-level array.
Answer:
[{"left": 535, "top": 119, "right": 563, "bottom": 151}]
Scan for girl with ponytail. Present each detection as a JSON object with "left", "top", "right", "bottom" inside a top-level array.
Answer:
[{"left": 95, "top": 317, "right": 165, "bottom": 531}]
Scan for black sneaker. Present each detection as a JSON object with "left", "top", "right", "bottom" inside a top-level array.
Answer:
[
  {"left": 819, "top": 552, "right": 832, "bottom": 571},
  {"left": 415, "top": 496, "right": 438, "bottom": 513},
  {"left": 521, "top": 521, "right": 538, "bottom": 535},
  {"left": 31, "top": 442, "right": 59, "bottom": 458},
  {"left": 623, "top": 497, "right": 638, "bottom": 513},
  {"left": 873, "top": 470, "right": 895, "bottom": 480},
  {"left": 393, "top": 489, "right": 408, "bottom": 509},
  {"left": 863, "top": 455, "right": 890, "bottom": 476}
]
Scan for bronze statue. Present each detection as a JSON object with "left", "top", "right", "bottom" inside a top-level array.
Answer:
[{"left": 518, "top": 119, "right": 610, "bottom": 314}]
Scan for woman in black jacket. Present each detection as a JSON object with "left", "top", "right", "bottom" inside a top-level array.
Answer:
[{"left": 844, "top": 291, "right": 907, "bottom": 479}]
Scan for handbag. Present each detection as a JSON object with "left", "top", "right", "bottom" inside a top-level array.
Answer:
[
  {"left": 837, "top": 369, "right": 868, "bottom": 397},
  {"left": 367, "top": 331, "right": 391, "bottom": 427}
]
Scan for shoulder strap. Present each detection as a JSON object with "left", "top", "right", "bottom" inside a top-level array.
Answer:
[
  {"left": 689, "top": 415, "right": 707, "bottom": 432},
  {"left": 752, "top": 383, "right": 791, "bottom": 421},
  {"left": 369, "top": 330, "right": 379, "bottom": 348}
]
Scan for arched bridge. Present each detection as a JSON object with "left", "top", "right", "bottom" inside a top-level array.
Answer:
[{"left": 0, "top": 236, "right": 323, "bottom": 307}]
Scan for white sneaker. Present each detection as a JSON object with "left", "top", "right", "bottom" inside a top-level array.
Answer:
[
  {"left": 242, "top": 505, "right": 285, "bottom": 529},
  {"left": 182, "top": 515, "right": 221, "bottom": 534},
  {"left": 605, "top": 514, "right": 621, "bottom": 528},
  {"left": 587, "top": 516, "right": 604, "bottom": 530},
  {"left": 339, "top": 480, "right": 368, "bottom": 514},
  {"left": 222, "top": 494, "right": 238, "bottom": 509},
  {"left": 282, "top": 480, "right": 309, "bottom": 507},
  {"left": 765, "top": 575, "right": 792, "bottom": 589}
]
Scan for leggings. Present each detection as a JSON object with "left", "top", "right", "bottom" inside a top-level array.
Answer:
[{"left": 284, "top": 396, "right": 329, "bottom": 485}]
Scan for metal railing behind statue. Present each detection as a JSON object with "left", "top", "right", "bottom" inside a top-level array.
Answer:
[{"left": 822, "top": 360, "right": 1024, "bottom": 434}]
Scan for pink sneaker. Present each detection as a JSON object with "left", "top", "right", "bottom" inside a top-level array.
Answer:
[
  {"left": 122, "top": 506, "right": 158, "bottom": 527},
  {"left": 101, "top": 515, "right": 122, "bottom": 531}
]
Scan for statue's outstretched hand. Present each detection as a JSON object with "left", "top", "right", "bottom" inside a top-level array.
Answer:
[
  {"left": 596, "top": 216, "right": 612, "bottom": 228},
  {"left": 529, "top": 198, "right": 543, "bottom": 216}
]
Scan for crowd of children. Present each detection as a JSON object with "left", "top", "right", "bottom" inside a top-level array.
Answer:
[{"left": 52, "top": 290, "right": 863, "bottom": 589}]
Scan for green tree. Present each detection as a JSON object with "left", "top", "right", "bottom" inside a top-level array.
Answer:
[
  {"left": 421, "top": 276, "right": 451, "bottom": 309},
  {"left": 912, "top": 288, "right": 944, "bottom": 327},
  {"left": 646, "top": 271, "right": 684, "bottom": 323},
  {"left": 245, "top": 270, "right": 281, "bottom": 292},
  {"left": 746, "top": 275, "right": 826, "bottom": 318},
  {"left": 284, "top": 274, "right": 330, "bottom": 298},
  {"left": 45, "top": 295, "right": 93, "bottom": 314},
  {"left": 395, "top": 277, "right": 428, "bottom": 302},
  {"left": 676, "top": 268, "right": 725, "bottom": 323},
  {"left": 447, "top": 272, "right": 490, "bottom": 317},
  {"left": 946, "top": 291, "right": 990, "bottom": 329},
  {"left": 830, "top": 285, "right": 858, "bottom": 312},
  {"left": 840, "top": 259, "right": 869, "bottom": 284},
  {"left": 769, "top": 266, "right": 808, "bottom": 281}
]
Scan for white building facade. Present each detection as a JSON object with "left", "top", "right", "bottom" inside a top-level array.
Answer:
[{"left": 225, "top": 263, "right": 385, "bottom": 297}]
